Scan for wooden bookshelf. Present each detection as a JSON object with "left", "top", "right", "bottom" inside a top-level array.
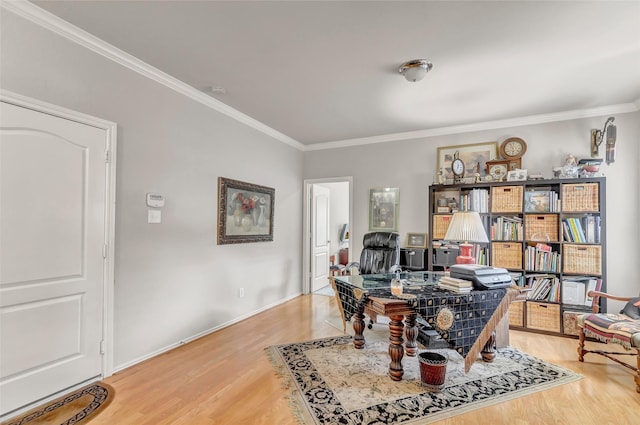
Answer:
[{"left": 428, "top": 177, "right": 606, "bottom": 338}]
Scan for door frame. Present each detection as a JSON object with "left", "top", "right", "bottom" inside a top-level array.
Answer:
[
  {"left": 302, "top": 177, "right": 352, "bottom": 294},
  {"left": 1, "top": 90, "right": 117, "bottom": 380}
]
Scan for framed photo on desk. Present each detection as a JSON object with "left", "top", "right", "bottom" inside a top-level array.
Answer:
[{"left": 406, "top": 232, "right": 427, "bottom": 248}]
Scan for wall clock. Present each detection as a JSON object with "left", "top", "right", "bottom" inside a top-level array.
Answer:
[{"left": 500, "top": 137, "right": 527, "bottom": 159}]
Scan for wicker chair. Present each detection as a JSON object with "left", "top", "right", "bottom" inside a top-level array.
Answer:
[{"left": 577, "top": 291, "right": 640, "bottom": 393}]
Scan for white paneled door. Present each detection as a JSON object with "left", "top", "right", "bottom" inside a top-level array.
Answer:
[
  {"left": 311, "top": 185, "right": 331, "bottom": 292},
  {"left": 0, "top": 100, "right": 109, "bottom": 415}
]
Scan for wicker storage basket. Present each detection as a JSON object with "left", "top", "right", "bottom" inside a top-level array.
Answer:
[
  {"left": 562, "top": 183, "right": 599, "bottom": 212},
  {"left": 525, "top": 214, "right": 559, "bottom": 241},
  {"left": 526, "top": 301, "right": 560, "bottom": 332},
  {"left": 509, "top": 301, "right": 524, "bottom": 327},
  {"left": 562, "top": 244, "right": 602, "bottom": 275},
  {"left": 432, "top": 215, "right": 452, "bottom": 239},
  {"left": 491, "top": 242, "right": 522, "bottom": 269},
  {"left": 491, "top": 186, "right": 523, "bottom": 213}
]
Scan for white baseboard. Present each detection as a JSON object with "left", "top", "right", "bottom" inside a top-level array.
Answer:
[{"left": 112, "top": 291, "right": 302, "bottom": 373}]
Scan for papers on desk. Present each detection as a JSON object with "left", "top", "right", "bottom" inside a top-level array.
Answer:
[
  {"left": 437, "top": 276, "right": 473, "bottom": 293},
  {"left": 401, "top": 277, "right": 426, "bottom": 286}
]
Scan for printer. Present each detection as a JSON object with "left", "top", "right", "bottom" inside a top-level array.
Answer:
[{"left": 449, "top": 264, "right": 513, "bottom": 290}]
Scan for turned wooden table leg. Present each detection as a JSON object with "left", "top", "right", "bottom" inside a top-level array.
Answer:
[
  {"left": 404, "top": 313, "right": 418, "bottom": 357},
  {"left": 577, "top": 328, "right": 586, "bottom": 362},
  {"left": 388, "top": 314, "right": 405, "bottom": 381},
  {"left": 353, "top": 305, "right": 366, "bottom": 349},
  {"left": 481, "top": 331, "right": 497, "bottom": 362}
]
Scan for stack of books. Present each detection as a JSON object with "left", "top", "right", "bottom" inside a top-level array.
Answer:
[{"left": 438, "top": 276, "right": 473, "bottom": 293}]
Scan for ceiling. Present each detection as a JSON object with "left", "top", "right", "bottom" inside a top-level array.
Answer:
[{"left": 30, "top": 1, "right": 640, "bottom": 149}]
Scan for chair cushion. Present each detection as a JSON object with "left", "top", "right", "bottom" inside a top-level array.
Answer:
[
  {"left": 620, "top": 297, "right": 640, "bottom": 319},
  {"left": 578, "top": 313, "right": 640, "bottom": 349}
]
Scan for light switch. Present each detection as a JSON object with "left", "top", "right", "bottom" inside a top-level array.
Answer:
[{"left": 148, "top": 209, "right": 162, "bottom": 224}]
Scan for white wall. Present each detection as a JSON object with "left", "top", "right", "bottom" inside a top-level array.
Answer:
[
  {"left": 1, "top": 10, "right": 303, "bottom": 369},
  {"left": 304, "top": 112, "right": 640, "bottom": 310},
  {"left": 318, "top": 182, "right": 349, "bottom": 259}
]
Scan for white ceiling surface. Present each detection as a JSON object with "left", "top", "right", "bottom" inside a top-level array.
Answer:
[{"left": 30, "top": 1, "right": 640, "bottom": 149}]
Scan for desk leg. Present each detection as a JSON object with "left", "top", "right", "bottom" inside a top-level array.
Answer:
[
  {"left": 353, "top": 305, "right": 365, "bottom": 349},
  {"left": 388, "top": 314, "right": 405, "bottom": 381},
  {"left": 481, "top": 331, "right": 497, "bottom": 362},
  {"left": 404, "top": 313, "right": 418, "bottom": 357}
]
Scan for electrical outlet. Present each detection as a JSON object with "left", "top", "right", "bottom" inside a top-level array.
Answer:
[{"left": 238, "top": 288, "right": 245, "bottom": 298}]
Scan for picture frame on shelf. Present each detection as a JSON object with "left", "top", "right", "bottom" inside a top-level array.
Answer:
[
  {"left": 524, "top": 190, "right": 551, "bottom": 212},
  {"left": 437, "top": 141, "right": 498, "bottom": 180},
  {"left": 508, "top": 157, "right": 522, "bottom": 171},
  {"left": 507, "top": 169, "right": 528, "bottom": 181},
  {"left": 217, "top": 177, "right": 275, "bottom": 244},
  {"left": 406, "top": 232, "right": 427, "bottom": 248},
  {"left": 369, "top": 187, "right": 399, "bottom": 231}
]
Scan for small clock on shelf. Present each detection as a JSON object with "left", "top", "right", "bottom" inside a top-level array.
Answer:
[
  {"left": 486, "top": 159, "right": 510, "bottom": 182},
  {"left": 451, "top": 151, "right": 465, "bottom": 182}
]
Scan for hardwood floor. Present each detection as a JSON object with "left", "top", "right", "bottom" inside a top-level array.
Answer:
[{"left": 91, "top": 293, "right": 639, "bottom": 425}]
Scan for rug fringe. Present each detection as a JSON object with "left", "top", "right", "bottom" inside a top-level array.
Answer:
[{"left": 264, "top": 346, "right": 313, "bottom": 425}]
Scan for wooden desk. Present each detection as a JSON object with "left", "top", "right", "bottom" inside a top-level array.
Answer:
[{"left": 331, "top": 273, "right": 524, "bottom": 381}]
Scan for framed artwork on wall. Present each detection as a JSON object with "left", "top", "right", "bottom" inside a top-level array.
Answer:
[
  {"left": 437, "top": 142, "right": 498, "bottom": 180},
  {"left": 217, "top": 177, "right": 275, "bottom": 244},
  {"left": 369, "top": 187, "right": 399, "bottom": 232}
]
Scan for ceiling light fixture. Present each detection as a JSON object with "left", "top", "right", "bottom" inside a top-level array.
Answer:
[{"left": 399, "top": 59, "right": 433, "bottom": 82}]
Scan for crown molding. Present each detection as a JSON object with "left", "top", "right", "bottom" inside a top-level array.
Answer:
[
  {"left": 5, "top": 1, "right": 639, "bottom": 153},
  {"left": 305, "top": 102, "right": 640, "bottom": 151},
  {"left": 2, "top": 0, "right": 305, "bottom": 151}
]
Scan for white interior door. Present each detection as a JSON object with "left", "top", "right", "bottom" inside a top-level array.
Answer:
[
  {"left": 0, "top": 101, "right": 108, "bottom": 415},
  {"left": 311, "top": 185, "right": 330, "bottom": 292}
]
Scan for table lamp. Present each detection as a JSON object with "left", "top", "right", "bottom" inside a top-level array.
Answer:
[{"left": 443, "top": 211, "right": 489, "bottom": 264}]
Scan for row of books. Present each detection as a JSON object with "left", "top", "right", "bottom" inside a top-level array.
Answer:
[
  {"left": 524, "top": 243, "right": 560, "bottom": 272},
  {"left": 562, "top": 216, "right": 601, "bottom": 243},
  {"left": 509, "top": 272, "right": 525, "bottom": 287},
  {"left": 459, "top": 189, "right": 490, "bottom": 213},
  {"left": 474, "top": 245, "right": 488, "bottom": 265},
  {"left": 562, "top": 277, "right": 602, "bottom": 306},
  {"left": 524, "top": 189, "right": 561, "bottom": 212},
  {"left": 438, "top": 276, "right": 473, "bottom": 293},
  {"left": 491, "top": 215, "right": 523, "bottom": 241},
  {"left": 526, "top": 275, "right": 560, "bottom": 302}
]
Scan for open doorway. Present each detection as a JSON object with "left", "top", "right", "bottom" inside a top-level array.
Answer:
[{"left": 302, "top": 177, "right": 352, "bottom": 294}]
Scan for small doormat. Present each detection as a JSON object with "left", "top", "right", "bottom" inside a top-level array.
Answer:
[
  {"left": 1, "top": 382, "right": 114, "bottom": 425},
  {"left": 267, "top": 336, "right": 581, "bottom": 425}
]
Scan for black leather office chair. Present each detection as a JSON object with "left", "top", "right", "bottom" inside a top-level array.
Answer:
[
  {"left": 351, "top": 232, "right": 401, "bottom": 275},
  {"left": 348, "top": 232, "right": 401, "bottom": 328}
]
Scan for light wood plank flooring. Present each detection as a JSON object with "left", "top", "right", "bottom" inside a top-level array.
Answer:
[{"left": 90, "top": 294, "right": 639, "bottom": 424}]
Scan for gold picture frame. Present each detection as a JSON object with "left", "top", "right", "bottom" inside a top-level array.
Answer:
[
  {"left": 437, "top": 142, "right": 499, "bottom": 180},
  {"left": 217, "top": 177, "right": 275, "bottom": 244},
  {"left": 406, "top": 232, "right": 427, "bottom": 248}
]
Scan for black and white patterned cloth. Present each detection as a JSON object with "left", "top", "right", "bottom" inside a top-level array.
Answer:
[{"left": 333, "top": 278, "right": 507, "bottom": 357}]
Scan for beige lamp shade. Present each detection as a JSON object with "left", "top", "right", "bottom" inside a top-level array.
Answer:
[{"left": 443, "top": 211, "right": 489, "bottom": 243}]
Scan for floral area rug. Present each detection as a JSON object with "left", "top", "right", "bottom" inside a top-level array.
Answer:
[{"left": 267, "top": 335, "right": 581, "bottom": 425}]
